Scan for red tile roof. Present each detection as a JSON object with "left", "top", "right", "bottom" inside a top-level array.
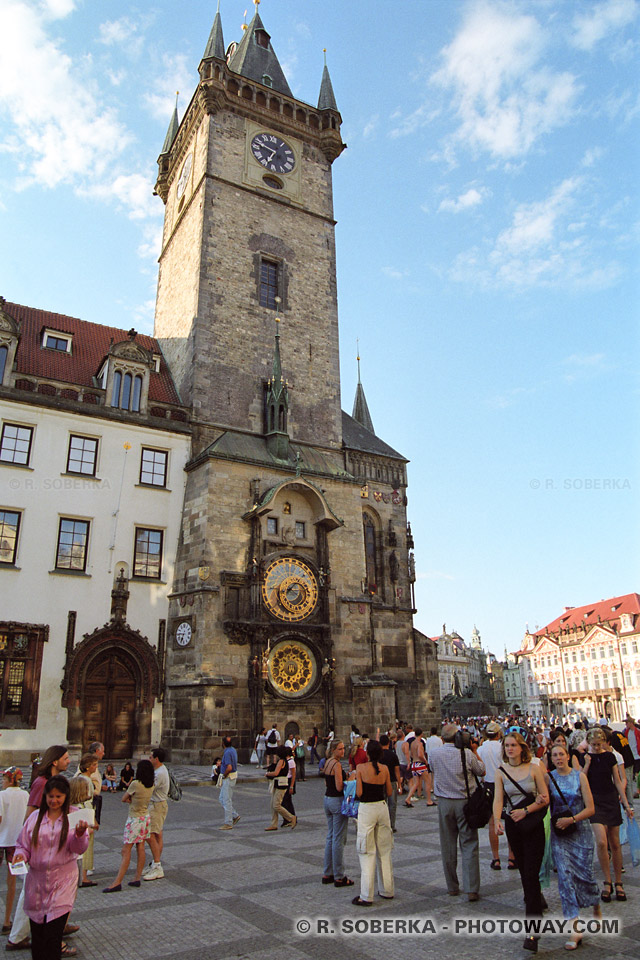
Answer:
[
  {"left": 533, "top": 592, "right": 640, "bottom": 637},
  {"left": 4, "top": 302, "right": 181, "bottom": 405}
]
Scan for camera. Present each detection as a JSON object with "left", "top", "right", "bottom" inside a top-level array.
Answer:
[{"left": 454, "top": 730, "right": 472, "bottom": 749}]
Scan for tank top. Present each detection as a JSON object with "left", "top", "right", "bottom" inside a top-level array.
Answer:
[
  {"left": 323, "top": 760, "right": 344, "bottom": 798},
  {"left": 359, "top": 781, "right": 386, "bottom": 803}
]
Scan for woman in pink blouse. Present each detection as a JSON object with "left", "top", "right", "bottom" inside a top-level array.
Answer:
[{"left": 13, "top": 775, "right": 89, "bottom": 960}]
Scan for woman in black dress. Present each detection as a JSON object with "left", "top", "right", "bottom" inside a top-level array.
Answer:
[{"left": 583, "top": 727, "right": 634, "bottom": 902}]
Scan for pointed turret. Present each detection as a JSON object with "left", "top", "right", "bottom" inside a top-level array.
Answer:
[
  {"left": 265, "top": 317, "right": 290, "bottom": 460},
  {"left": 318, "top": 61, "right": 338, "bottom": 112},
  {"left": 203, "top": 5, "right": 225, "bottom": 60},
  {"left": 227, "top": 10, "right": 293, "bottom": 97},
  {"left": 352, "top": 351, "right": 374, "bottom": 434},
  {"left": 160, "top": 98, "right": 179, "bottom": 156}
]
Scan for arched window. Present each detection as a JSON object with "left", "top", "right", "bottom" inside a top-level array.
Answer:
[
  {"left": 111, "top": 370, "right": 122, "bottom": 408},
  {"left": 0, "top": 345, "right": 7, "bottom": 384},
  {"left": 131, "top": 375, "right": 142, "bottom": 412},
  {"left": 363, "top": 513, "right": 378, "bottom": 594},
  {"left": 121, "top": 373, "right": 132, "bottom": 411}
]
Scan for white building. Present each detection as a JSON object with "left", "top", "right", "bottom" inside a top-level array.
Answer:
[{"left": 0, "top": 300, "right": 190, "bottom": 762}]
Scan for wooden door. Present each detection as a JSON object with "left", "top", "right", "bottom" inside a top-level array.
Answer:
[{"left": 83, "top": 654, "right": 136, "bottom": 758}]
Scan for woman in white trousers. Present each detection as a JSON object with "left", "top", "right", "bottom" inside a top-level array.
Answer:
[{"left": 352, "top": 739, "right": 394, "bottom": 906}]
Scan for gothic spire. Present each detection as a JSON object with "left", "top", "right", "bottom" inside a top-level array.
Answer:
[
  {"left": 265, "top": 317, "right": 290, "bottom": 460},
  {"left": 227, "top": 8, "right": 293, "bottom": 97},
  {"left": 202, "top": 4, "right": 225, "bottom": 60},
  {"left": 352, "top": 347, "right": 374, "bottom": 434},
  {"left": 160, "top": 95, "right": 179, "bottom": 155},
  {"left": 318, "top": 52, "right": 338, "bottom": 111}
]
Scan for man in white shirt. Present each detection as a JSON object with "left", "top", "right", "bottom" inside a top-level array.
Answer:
[
  {"left": 144, "top": 747, "right": 170, "bottom": 881},
  {"left": 477, "top": 721, "right": 513, "bottom": 870},
  {"left": 265, "top": 724, "right": 281, "bottom": 764}
]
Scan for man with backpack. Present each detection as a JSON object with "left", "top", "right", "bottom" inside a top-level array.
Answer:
[{"left": 265, "top": 724, "right": 280, "bottom": 765}]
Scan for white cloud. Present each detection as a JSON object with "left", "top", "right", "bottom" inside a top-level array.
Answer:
[
  {"left": 362, "top": 115, "right": 379, "bottom": 139},
  {"left": 381, "top": 266, "right": 409, "bottom": 280},
  {"left": 79, "top": 174, "right": 160, "bottom": 222},
  {"left": 39, "top": 0, "right": 76, "bottom": 19},
  {"left": 0, "top": 1, "right": 131, "bottom": 189},
  {"left": 99, "top": 17, "right": 139, "bottom": 46},
  {"left": 429, "top": 1, "right": 579, "bottom": 160},
  {"left": 438, "top": 186, "right": 486, "bottom": 213},
  {"left": 494, "top": 177, "right": 581, "bottom": 254},
  {"left": 572, "top": 0, "right": 638, "bottom": 51},
  {"left": 143, "top": 53, "right": 190, "bottom": 121}
]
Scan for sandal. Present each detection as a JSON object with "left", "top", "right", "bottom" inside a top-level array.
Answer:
[
  {"left": 404, "top": 801, "right": 414, "bottom": 808},
  {"left": 351, "top": 896, "right": 372, "bottom": 907},
  {"left": 564, "top": 936, "right": 583, "bottom": 951},
  {"left": 615, "top": 882, "right": 627, "bottom": 902},
  {"left": 61, "top": 946, "right": 77, "bottom": 958},
  {"left": 321, "top": 875, "right": 334, "bottom": 884},
  {"left": 601, "top": 881, "right": 613, "bottom": 902},
  {"left": 490, "top": 859, "right": 501, "bottom": 870},
  {"left": 507, "top": 859, "right": 517, "bottom": 870},
  {"left": 334, "top": 877, "right": 354, "bottom": 887}
]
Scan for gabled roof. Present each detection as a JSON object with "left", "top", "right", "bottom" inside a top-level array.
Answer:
[
  {"left": 533, "top": 593, "right": 640, "bottom": 638},
  {"left": 227, "top": 12, "right": 293, "bottom": 97},
  {"left": 3, "top": 301, "right": 180, "bottom": 405},
  {"left": 342, "top": 410, "right": 406, "bottom": 462}
]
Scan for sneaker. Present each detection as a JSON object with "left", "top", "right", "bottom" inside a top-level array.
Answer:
[
  {"left": 143, "top": 865, "right": 164, "bottom": 881},
  {"left": 141, "top": 861, "right": 154, "bottom": 877},
  {"left": 232, "top": 815, "right": 241, "bottom": 824},
  {"left": 219, "top": 824, "right": 233, "bottom": 830}
]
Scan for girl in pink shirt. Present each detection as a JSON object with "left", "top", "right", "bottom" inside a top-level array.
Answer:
[{"left": 13, "top": 775, "right": 89, "bottom": 960}]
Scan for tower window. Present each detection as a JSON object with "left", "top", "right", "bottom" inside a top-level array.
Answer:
[
  {"left": 262, "top": 74, "right": 273, "bottom": 88},
  {"left": 0, "top": 346, "right": 8, "bottom": 383},
  {"left": 255, "top": 29, "right": 270, "bottom": 49},
  {"left": 259, "top": 259, "right": 279, "bottom": 309}
]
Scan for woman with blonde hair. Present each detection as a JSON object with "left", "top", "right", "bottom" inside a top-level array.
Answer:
[
  {"left": 494, "top": 732, "right": 549, "bottom": 953},
  {"left": 348, "top": 737, "right": 367, "bottom": 771},
  {"left": 321, "top": 740, "right": 353, "bottom": 887},
  {"left": 583, "top": 727, "right": 634, "bottom": 903}
]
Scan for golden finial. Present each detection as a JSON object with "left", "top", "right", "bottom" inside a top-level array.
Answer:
[
  {"left": 123, "top": 443, "right": 131, "bottom": 451},
  {"left": 323, "top": 48, "right": 327, "bottom": 66},
  {"left": 242, "top": 8, "right": 248, "bottom": 30},
  {"left": 275, "top": 316, "right": 280, "bottom": 324},
  {"left": 254, "top": 0, "right": 260, "bottom": 6}
]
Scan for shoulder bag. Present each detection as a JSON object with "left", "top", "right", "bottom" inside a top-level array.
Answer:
[
  {"left": 461, "top": 748, "right": 492, "bottom": 829},
  {"left": 498, "top": 765, "right": 545, "bottom": 834},
  {"left": 548, "top": 772, "right": 577, "bottom": 836}
]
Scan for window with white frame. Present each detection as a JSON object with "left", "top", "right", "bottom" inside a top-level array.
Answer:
[
  {"left": 133, "top": 527, "right": 163, "bottom": 579},
  {"left": 42, "top": 329, "right": 72, "bottom": 353},
  {"left": 0, "top": 510, "right": 20, "bottom": 564},
  {"left": 55, "top": 518, "right": 90, "bottom": 572}
]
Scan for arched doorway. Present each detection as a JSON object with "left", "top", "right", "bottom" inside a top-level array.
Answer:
[{"left": 82, "top": 652, "right": 137, "bottom": 758}]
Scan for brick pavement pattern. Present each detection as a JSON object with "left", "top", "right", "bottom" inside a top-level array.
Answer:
[{"left": 24, "top": 775, "right": 638, "bottom": 960}]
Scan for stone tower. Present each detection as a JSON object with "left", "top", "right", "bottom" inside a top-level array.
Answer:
[{"left": 153, "top": 8, "right": 437, "bottom": 761}]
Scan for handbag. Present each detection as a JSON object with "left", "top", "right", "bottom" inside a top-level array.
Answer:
[
  {"left": 250, "top": 749, "right": 259, "bottom": 764},
  {"left": 341, "top": 779, "right": 359, "bottom": 819},
  {"left": 461, "top": 748, "right": 492, "bottom": 829},
  {"left": 548, "top": 772, "right": 578, "bottom": 836},
  {"left": 499, "top": 766, "right": 546, "bottom": 834}
]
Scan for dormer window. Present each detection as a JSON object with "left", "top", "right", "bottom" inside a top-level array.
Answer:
[
  {"left": 262, "top": 74, "right": 273, "bottom": 88},
  {"left": 111, "top": 370, "right": 143, "bottom": 412},
  {"left": 42, "top": 329, "right": 72, "bottom": 353},
  {"left": 255, "top": 29, "right": 270, "bottom": 49}
]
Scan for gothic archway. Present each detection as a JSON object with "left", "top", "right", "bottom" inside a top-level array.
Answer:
[{"left": 62, "top": 621, "right": 161, "bottom": 757}]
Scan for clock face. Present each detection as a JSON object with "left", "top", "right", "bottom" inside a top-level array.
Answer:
[
  {"left": 250, "top": 133, "right": 296, "bottom": 175},
  {"left": 175, "top": 622, "right": 192, "bottom": 646},
  {"left": 268, "top": 640, "right": 317, "bottom": 698},
  {"left": 262, "top": 557, "right": 318, "bottom": 622},
  {"left": 176, "top": 154, "right": 192, "bottom": 199}
]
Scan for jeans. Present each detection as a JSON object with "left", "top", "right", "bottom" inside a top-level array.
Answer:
[
  {"left": 437, "top": 796, "right": 480, "bottom": 895},
  {"left": 310, "top": 746, "right": 320, "bottom": 764},
  {"left": 323, "top": 796, "right": 348, "bottom": 880},
  {"left": 219, "top": 776, "right": 238, "bottom": 825}
]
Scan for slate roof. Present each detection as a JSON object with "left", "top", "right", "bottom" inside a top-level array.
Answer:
[
  {"left": 196, "top": 429, "right": 350, "bottom": 479},
  {"left": 318, "top": 64, "right": 338, "bottom": 111},
  {"left": 4, "top": 301, "right": 181, "bottom": 405},
  {"left": 161, "top": 104, "right": 179, "bottom": 155},
  {"left": 533, "top": 593, "right": 640, "bottom": 637},
  {"left": 342, "top": 411, "right": 406, "bottom": 462},
  {"left": 202, "top": 10, "right": 225, "bottom": 60},
  {"left": 352, "top": 381, "right": 374, "bottom": 434},
  {"left": 227, "top": 12, "right": 293, "bottom": 97}
]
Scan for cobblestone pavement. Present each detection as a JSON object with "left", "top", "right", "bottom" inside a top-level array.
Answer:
[{"left": 6, "top": 779, "right": 637, "bottom": 960}]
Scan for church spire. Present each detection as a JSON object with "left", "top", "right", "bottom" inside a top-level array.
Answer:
[
  {"left": 160, "top": 94, "right": 179, "bottom": 155},
  {"left": 202, "top": 2, "right": 225, "bottom": 60},
  {"left": 318, "top": 51, "right": 338, "bottom": 111},
  {"left": 352, "top": 345, "right": 374, "bottom": 434},
  {"left": 265, "top": 315, "right": 290, "bottom": 460},
  {"left": 227, "top": 4, "right": 293, "bottom": 97}
]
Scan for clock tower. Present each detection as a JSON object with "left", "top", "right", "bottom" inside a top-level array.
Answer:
[{"left": 154, "top": 7, "right": 437, "bottom": 760}]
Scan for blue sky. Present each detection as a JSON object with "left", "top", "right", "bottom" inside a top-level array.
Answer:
[{"left": 0, "top": 0, "right": 638, "bottom": 656}]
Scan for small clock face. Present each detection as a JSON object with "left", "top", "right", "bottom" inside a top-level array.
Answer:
[
  {"left": 268, "top": 640, "right": 317, "bottom": 698},
  {"left": 176, "top": 154, "right": 192, "bottom": 199},
  {"left": 262, "top": 557, "right": 318, "bottom": 622},
  {"left": 250, "top": 133, "right": 295, "bottom": 175},
  {"left": 175, "top": 622, "right": 192, "bottom": 646}
]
